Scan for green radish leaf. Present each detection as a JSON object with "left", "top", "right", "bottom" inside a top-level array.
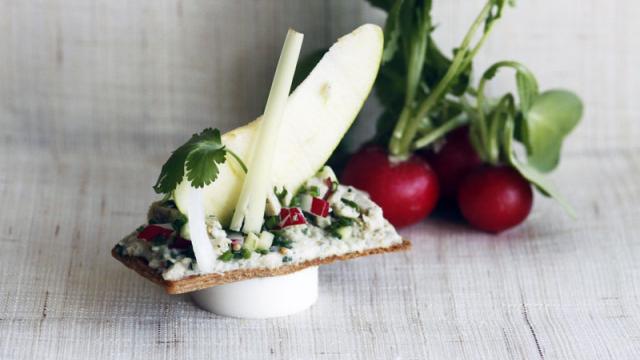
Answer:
[
  {"left": 381, "top": 0, "right": 405, "bottom": 63},
  {"left": 480, "top": 61, "right": 538, "bottom": 112},
  {"left": 502, "top": 118, "right": 576, "bottom": 217},
  {"left": 475, "top": 61, "right": 536, "bottom": 164},
  {"left": 423, "top": 41, "right": 472, "bottom": 96},
  {"left": 375, "top": 62, "right": 407, "bottom": 112},
  {"left": 376, "top": 0, "right": 432, "bottom": 111},
  {"left": 373, "top": 110, "right": 398, "bottom": 147},
  {"left": 486, "top": 0, "right": 512, "bottom": 28},
  {"left": 515, "top": 70, "right": 538, "bottom": 112},
  {"left": 365, "top": 0, "right": 394, "bottom": 11},
  {"left": 429, "top": 99, "right": 465, "bottom": 130},
  {"left": 404, "top": 2, "right": 431, "bottom": 103},
  {"left": 398, "top": 0, "right": 418, "bottom": 61},
  {"left": 487, "top": 93, "right": 515, "bottom": 163},
  {"left": 523, "top": 89, "right": 583, "bottom": 172}
]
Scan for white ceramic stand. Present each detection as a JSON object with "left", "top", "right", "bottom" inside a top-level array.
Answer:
[{"left": 190, "top": 266, "right": 318, "bottom": 318}]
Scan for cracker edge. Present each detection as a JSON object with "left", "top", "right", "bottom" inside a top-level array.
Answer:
[{"left": 111, "top": 239, "right": 411, "bottom": 295}]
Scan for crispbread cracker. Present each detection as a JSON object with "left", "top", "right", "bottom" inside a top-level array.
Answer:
[{"left": 112, "top": 239, "right": 410, "bottom": 294}]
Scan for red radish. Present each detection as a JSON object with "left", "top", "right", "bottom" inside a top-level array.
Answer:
[
  {"left": 457, "top": 166, "right": 533, "bottom": 233},
  {"left": 342, "top": 146, "right": 439, "bottom": 228},
  {"left": 426, "top": 126, "right": 482, "bottom": 199},
  {"left": 279, "top": 207, "right": 307, "bottom": 228},
  {"left": 137, "top": 224, "right": 173, "bottom": 242}
]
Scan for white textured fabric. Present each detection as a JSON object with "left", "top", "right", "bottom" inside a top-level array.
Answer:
[{"left": 1, "top": 1, "right": 639, "bottom": 359}]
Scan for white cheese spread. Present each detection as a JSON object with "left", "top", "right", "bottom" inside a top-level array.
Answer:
[{"left": 115, "top": 168, "right": 402, "bottom": 281}]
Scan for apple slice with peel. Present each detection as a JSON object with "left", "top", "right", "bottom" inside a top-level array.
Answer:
[{"left": 174, "top": 24, "right": 383, "bottom": 230}]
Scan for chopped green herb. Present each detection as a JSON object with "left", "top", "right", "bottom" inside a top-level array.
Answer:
[
  {"left": 289, "top": 194, "right": 303, "bottom": 208},
  {"left": 341, "top": 198, "right": 360, "bottom": 211},
  {"left": 256, "top": 249, "right": 269, "bottom": 255},
  {"left": 327, "top": 217, "right": 354, "bottom": 239},
  {"left": 330, "top": 181, "right": 339, "bottom": 192},
  {"left": 282, "top": 256, "right": 292, "bottom": 263},
  {"left": 264, "top": 216, "right": 280, "bottom": 230},
  {"left": 218, "top": 251, "right": 233, "bottom": 262},
  {"left": 308, "top": 186, "right": 320, "bottom": 197},
  {"left": 272, "top": 233, "right": 293, "bottom": 249},
  {"left": 136, "top": 225, "right": 145, "bottom": 233},
  {"left": 241, "top": 248, "right": 252, "bottom": 259},
  {"left": 171, "top": 213, "right": 188, "bottom": 232},
  {"left": 332, "top": 217, "right": 353, "bottom": 227},
  {"left": 275, "top": 187, "right": 288, "bottom": 204}
]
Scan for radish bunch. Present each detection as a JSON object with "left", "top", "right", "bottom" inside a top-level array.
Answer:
[
  {"left": 343, "top": 127, "right": 535, "bottom": 232},
  {"left": 297, "top": 0, "right": 582, "bottom": 232},
  {"left": 338, "top": 0, "right": 582, "bottom": 232}
]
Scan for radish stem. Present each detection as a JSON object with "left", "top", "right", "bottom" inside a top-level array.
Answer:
[
  {"left": 389, "top": 5, "right": 431, "bottom": 156},
  {"left": 412, "top": 114, "right": 467, "bottom": 150},
  {"left": 390, "top": 0, "right": 501, "bottom": 157}
]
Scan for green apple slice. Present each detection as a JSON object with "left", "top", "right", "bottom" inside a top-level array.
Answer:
[{"left": 174, "top": 24, "right": 383, "bottom": 230}]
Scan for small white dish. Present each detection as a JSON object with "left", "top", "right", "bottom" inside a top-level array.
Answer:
[{"left": 190, "top": 266, "right": 318, "bottom": 318}]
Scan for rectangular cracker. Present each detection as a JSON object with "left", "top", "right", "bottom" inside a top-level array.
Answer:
[{"left": 112, "top": 239, "right": 411, "bottom": 295}]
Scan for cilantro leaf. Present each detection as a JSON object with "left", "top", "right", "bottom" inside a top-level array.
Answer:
[
  {"left": 153, "top": 128, "right": 241, "bottom": 194},
  {"left": 185, "top": 132, "right": 227, "bottom": 188}
]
